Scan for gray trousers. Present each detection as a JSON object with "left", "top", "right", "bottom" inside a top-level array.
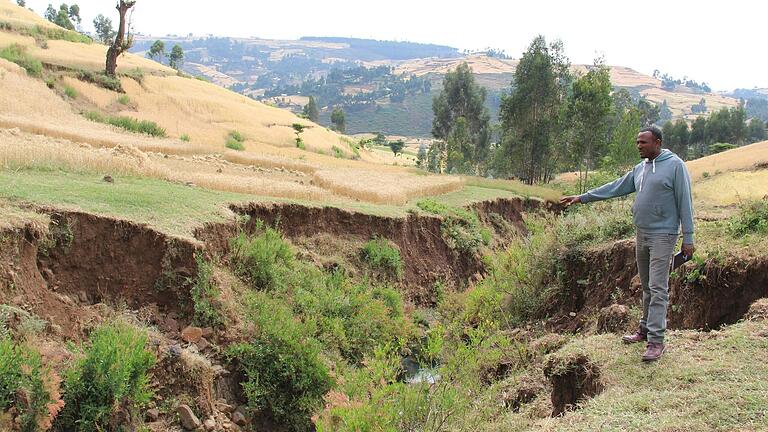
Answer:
[{"left": 636, "top": 231, "right": 678, "bottom": 343}]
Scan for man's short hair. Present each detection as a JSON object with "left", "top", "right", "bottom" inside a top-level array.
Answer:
[{"left": 640, "top": 125, "right": 663, "bottom": 142}]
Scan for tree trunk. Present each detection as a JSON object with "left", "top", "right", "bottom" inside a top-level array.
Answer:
[{"left": 105, "top": 1, "right": 135, "bottom": 76}]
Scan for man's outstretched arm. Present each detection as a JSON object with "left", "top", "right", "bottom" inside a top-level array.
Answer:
[{"left": 561, "top": 169, "right": 636, "bottom": 206}]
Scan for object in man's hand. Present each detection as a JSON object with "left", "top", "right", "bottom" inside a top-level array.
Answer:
[{"left": 671, "top": 251, "right": 691, "bottom": 271}]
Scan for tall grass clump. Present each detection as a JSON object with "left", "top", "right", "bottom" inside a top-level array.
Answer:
[
  {"left": 63, "top": 86, "right": 77, "bottom": 99},
  {"left": 361, "top": 237, "right": 404, "bottom": 279},
  {"left": 55, "top": 322, "right": 155, "bottom": 432},
  {"left": 82, "top": 111, "right": 166, "bottom": 137},
  {"left": 0, "top": 44, "right": 42, "bottom": 77},
  {"left": 557, "top": 200, "right": 634, "bottom": 248},
  {"left": 0, "top": 337, "right": 62, "bottom": 432},
  {"left": 728, "top": 199, "right": 768, "bottom": 237},
  {"left": 229, "top": 222, "right": 294, "bottom": 291}
]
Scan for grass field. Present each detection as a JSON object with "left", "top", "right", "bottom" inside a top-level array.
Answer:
[{"left": 534, "top": 319, "right": 768, "bottom": 431}]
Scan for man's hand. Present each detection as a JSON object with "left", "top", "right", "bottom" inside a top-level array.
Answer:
[
  {"left": 560, "top": 195, "right": 582, "bottom": 206},
  {"left": 681, "top": 243, "right": 695, "bottom": 259}
]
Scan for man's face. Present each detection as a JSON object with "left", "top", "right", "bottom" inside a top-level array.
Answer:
[{"left": 636, "top": 131, "right": 661, "bottom": 159}]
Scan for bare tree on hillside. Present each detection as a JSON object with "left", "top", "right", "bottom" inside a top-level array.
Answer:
[{"left": 105, "top": 0, "right": 136, "bottom": 76}]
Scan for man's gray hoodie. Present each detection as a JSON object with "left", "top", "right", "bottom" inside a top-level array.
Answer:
[{"left": 578, "top": 149, "right": 694, "bottom": 244}]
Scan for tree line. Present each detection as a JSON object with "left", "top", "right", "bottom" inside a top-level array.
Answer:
[{"left": 419, "top": 35, "right": 767, "bottom": 191}]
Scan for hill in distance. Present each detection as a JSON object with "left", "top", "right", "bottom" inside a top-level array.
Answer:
[{"left": 131, "top": 35, "right": 742, "bottom": 137}]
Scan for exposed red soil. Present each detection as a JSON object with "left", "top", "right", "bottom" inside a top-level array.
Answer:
[
  {"left": 228, "top": 197, "right": 548, "bottom": 303},
  {"left": 547, "top": 239, "right": 768, "bottom": 332}
]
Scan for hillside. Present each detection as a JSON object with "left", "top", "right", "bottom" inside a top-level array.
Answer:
[
  {"left": 1, "top": 3, "right": 767, "bottom": 432},
  {"left": 133, "top": 34, "right": 743, "bottom": 137}
]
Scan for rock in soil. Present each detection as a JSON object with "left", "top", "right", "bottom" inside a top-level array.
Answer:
[
  {"left": 181, "top": 326, "right": 203, "bottom": 343},
  {"left": 231, "top": 411, "right": 247, "bottom": 426},
  {"left": 177, "top": 404, "right": 201, "bottom": 430},
  {"left": 145, "top": 408, "right": 160, "bottom": 422}
]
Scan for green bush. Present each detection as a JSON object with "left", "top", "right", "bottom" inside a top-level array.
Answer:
[
  {"left": 63, "top": 85, "right": 77, "bottom": 99},
  {"left": 179, "top": 133, "right": 190, "bottom": 142},
  {"left": 82, "top": 111, "right": 166, "bottom": 137},
  {"left": 191, "top": 255, "right": 224, "bottom": 328},
  {"left": 117, "top": 95, "right": 130, "bottom": 105},
  {"left": 56, "top": 322, "right": 155, "bottom": 432},
  {"left": 291, "top": 268, "right": 410, "bottom": 363},
  {"left": 728, "top": 200, "right": 768, "bottom": 237},
  {"left": 229, "top": 225, "right": 294, "bottom": 290},
  {"left": 228, "top": 295, "right": 333, "bottom": 431},
  {"left": 225, "top": 130, "right": 246, "bottom": 150},
  {"left": 0, "top": 44, "right": 42, "bottom": 77},
  {"left": 0, "top": 337, "right": 57, "bottom": 432},
  {"left": 227, "top": 130, "right": 245, "bottom": 143},
  {"left": 225, "top": 137, "right": 245, "bottom": 150},
  {"left": 362, "top": 237, "right": 404, "bottom": 279}
]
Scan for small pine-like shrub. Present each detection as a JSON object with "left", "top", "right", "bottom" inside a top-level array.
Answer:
[
  {"left": 229, "top": 226, "right": 294, "bottom": 290},
  {"left": 191, "top": 255, "right": 224, "bottom": 328},
  {"left": 0, "top": 44, "right": 42, "bottom": 77},
  {"left": 362, "top": 237, "right": 404, "bottom": 279},
  {"left": 56, "top": 322, "right": 155, "bottom": 432},
  {"left": 0, "top": 337, "right": 61, "bottom": 432}
]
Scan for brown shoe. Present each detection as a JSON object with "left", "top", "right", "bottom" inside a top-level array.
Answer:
[
  {"left": 642, "top": 342, "right": 665, "bottom": 362},
  {"left": 621, "top": 330, "right": 647, "bottom": 344}
]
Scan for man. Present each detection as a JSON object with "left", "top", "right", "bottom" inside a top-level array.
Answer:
[{"left": 560, "top": 126, "right": 695, "bottom": 362}]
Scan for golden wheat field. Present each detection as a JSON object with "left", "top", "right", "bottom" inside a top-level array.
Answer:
[
  {"left": 686, "top": 140, "right": 768, "bottom": 180},
  {"left": 0, "top": 2, "right": 472, "bottom": 206}
]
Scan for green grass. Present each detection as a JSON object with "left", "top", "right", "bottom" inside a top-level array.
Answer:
[
  {"left": 0, "top": 43, "right": 42, "bottom": 77},
  {"left": 0, "top": 169, "right": 254, "bottom": 238},
  {"left": 464, "top": 177, "right": 561, "bottom": 202},
  {"left": 117, "top": 95, "right": 130, "bottom": 105},
  {"left": 179, "top": 133, "right": 190, "bottom": 142},
  {"left": 0, "top": 21, "right": 92, "bottom": 44},
  {"left": 83, "top": 111, "right": 166, "bottom": 137}
]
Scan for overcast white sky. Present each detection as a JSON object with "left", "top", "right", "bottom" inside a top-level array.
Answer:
[{"left": 23, "top": 0, "right": 768, "bottom": 91}]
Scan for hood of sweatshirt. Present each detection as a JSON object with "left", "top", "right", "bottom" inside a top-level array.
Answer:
[{"left": 639, "top": 149, "right": 674, "bottom": 192}]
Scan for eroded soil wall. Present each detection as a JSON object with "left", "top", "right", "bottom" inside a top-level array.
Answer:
[{"left": 548, "top": 239, "right": 768, "bottom": 331}]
